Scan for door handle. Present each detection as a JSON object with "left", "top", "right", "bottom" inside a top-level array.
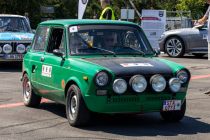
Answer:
[{"left": 40, "top": 56, "right": 45, "bottom": 62}]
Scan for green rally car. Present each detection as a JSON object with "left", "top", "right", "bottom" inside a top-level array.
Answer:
[{"left": 22, "top": 19, "right": 191, "bottom": 126}]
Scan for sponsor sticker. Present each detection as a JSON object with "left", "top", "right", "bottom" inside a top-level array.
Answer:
[
  {"left": 120, "top": 63, "right": 153, "bottom": 67},
  {"left": 42, "top": 65, "right": 52, "bottom": 77},
  {"left": 69, "top": 26, "right": 78, "bottom": 33}
]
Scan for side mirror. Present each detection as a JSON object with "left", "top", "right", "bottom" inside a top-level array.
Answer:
[{"left": 53, "top": 49, "right": 64, "bottom": 59}]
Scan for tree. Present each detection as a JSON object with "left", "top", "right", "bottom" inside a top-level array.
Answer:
[{"left": 176, "top": 0, "right": 206, "bottom": 19}]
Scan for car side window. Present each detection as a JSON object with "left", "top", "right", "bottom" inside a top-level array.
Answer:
[
  {"left": 32, "top": 26, "right": 50, "bottom": 52},
  {"left": 47, "top": 28, "right": 65, "bottom": 54}
]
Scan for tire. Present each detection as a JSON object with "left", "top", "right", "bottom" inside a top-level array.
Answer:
[
  {"left": 192, "top": 53, "right": 205, "bottom": 58},
  {"left": 160, "top": 99, "right": 186, "bottom": 122},
  {"left": 66, "top": 84, "right": 91, "bottom": 126},
  {"left": 22, "top": 74, "right": 41, "bottom": 107},
  {"left": 165, "top": 37, "right": 185, "bottom": 58}
]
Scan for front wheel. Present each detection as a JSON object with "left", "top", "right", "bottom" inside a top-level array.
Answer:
[
  {"left": 66, "top": 85, "right": 91, "bottom": 126},
  {"left": 165, "top": 37, "right": 185, "bottom": 57},
  {"left": 22, "top": 74, "right": 41, "bottom": 107},
  {"left": 160, "top": 99, "right": 186, "bottom": 122}
]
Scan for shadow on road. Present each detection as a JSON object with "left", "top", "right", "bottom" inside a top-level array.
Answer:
[
  {"left": 160, "top": 54, "right": 208, "bottom": 60},
  {"left": 39, "top": 102, "right": 210, "bottom": 137},
  {"left": 0, "top": 62, "right": 22, "bottom": 72}
]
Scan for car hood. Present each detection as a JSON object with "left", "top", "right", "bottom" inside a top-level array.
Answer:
[
  {"left": 164, "top": 28, "right": 196, "bottom": 34},
  {"left": 0, "top": 32, "right": 34, "bottom": 41},
  {"left": 83, "top": 57, "right": 176, "bottom": 77}
]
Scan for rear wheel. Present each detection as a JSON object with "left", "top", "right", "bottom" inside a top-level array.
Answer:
[
  {"left": 66, "top": 84, "right": 91, "bottom": 126},
  {"left": 22, "top": 74, "right": 41, "bottom": 107},
  {"left": 165, "top": 37, "right": 185, "bottom": 57},
  {"left": 160, "top": 99, "right": 186, "bottom": 122}
]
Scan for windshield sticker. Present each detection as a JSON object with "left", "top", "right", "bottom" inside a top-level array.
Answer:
[
  {"left": 42, "top": 65, "right": 52, "bottom": 77},
  {"left": 120, "top": 63, "right": 153, "bottom": 67},
  {"left": 70, "top": 26, "right": 78, "bottom": 33}
]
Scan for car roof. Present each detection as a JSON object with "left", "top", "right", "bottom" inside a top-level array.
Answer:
[
  {"left": 0, "top": 14, "right": 26, "bottom": 18},
  {"left": 40, "top": 19, "right": 138, "bottom": 27}
]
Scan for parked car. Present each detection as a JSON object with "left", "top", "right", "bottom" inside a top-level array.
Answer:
[
  {"left": 159, "top": 24, "right": 208, "bottom": 57},
  {"left": 22, "top": 19, "right": 191, "bottom": 126},
  {"left": 0, "top": 14, "right": 34, "bottom": 61}
]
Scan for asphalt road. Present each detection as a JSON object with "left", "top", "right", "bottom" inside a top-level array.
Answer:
[{"left": 0, "top": 54, "right": 210, "bottom": 140}]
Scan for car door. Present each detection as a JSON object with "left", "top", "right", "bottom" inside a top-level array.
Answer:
[
  {"left": 198, "top": 27, "right": 208, "bottom": 50},
  {"left": 189, "top": 27, "right": 208, "bottom": 52},
  {"left": 40, "top": 27, "right": 67, "bottom": 103},
  {"left": 30, "top": 26, "right": 50, "bottom": 92}
]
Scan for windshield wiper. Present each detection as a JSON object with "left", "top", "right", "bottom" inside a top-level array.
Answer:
[
  {"left": 91, "top": 46, "right": 116, "bottom": 56},
  {"left": 120, "top": 47, "right": 146, "bottom": 56}
]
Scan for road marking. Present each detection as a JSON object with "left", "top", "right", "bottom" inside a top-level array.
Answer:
[
  {"left": 0, "top": 102, "right": 24, "bottom": 109},
  {"left": 191, "top": 74, "right": 210, "bottom": 80},
  {"left": 0, "top": 99, "right": 49, "bottom": 109}
]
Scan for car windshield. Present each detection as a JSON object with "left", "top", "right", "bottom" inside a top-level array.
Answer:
[
  {"left": 0, "top": 17, "right": 31, "bottom": 33},
  {"left": 69, "top": 25, "right": 154, "bottom": 56}
]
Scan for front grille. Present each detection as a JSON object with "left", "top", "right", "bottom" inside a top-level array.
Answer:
[
  {"left": 107, "top": 96, "right": 139, "bottom": 104},
  {"left": 0, "top": 41, "right": 31, "bottom": 54}
]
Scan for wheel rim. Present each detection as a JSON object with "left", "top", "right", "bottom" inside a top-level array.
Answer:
[
  {"left": 23, "top": 79, "right": 31, "bottom": 102},
  {"left": 68, "top": 93, "right": 78, "bottom": 120},
  {"left": 166, "top": 38, "right": 183, "bottom": 57}
]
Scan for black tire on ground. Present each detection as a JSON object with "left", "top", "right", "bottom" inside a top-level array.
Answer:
[
  {"left": 22, "top": 74, "right": 41, "bottom": 107},
  {"left": 160, "top": 99, "right": 186, "bottom": 122},
  {"left": 192, "top": 53, "right": 205, "bottom": 58},
  {"left": 66, "top": 84, "right": 91, "bottom": 126},
  {"left": 165, "top": 37, "right": 185, "bottom": 58}
]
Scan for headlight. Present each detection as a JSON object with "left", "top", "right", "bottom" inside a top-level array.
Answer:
[
  {"left": 95, "top": 71, "right": 109, "bottom": 86},
  {"left": 113, "top": 79, "right": 127, "bottom": 94},
  {"left": 150, "top": 74, "right": 166, "bottom": 92},
  {"left": 169, "top": 78, "right": 181, "bottom": 93},
  {"left": 16, "top": 44, "right": 25, "bottom": 54},
  {"left": 3, "top": 44, "right": 12, "bottom": 54},
  {"left": 129, "top": 75, "right": 147, "bottom": 93},
  {"left": 0, "top": 47, "right": 2, "bottom": 53},
  {"left": 177, "top": 70, "right": 189, "bottom": 84}
]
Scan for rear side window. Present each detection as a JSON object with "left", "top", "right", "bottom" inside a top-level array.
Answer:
[{"left": 32, "top": 26, "right": 50, "bottom": 52}]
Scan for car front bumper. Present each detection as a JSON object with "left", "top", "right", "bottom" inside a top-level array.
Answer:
[
  {"left": 0, "top": 54, "right": 24, "bottom": 61},
  {"left": 159, "top": 39, "right": 165, "bottom": 52},
  {"left": 84, "top": 92, "right": 187, "bottom": 114}
]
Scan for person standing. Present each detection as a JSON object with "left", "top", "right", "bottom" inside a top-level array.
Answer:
[
  {"left": 198, "top": 0, "right": 210, "bottom": 24},
  {"left": 99, "top": 0, "right": 115, "bottom": 20},
  {"left": 198, "top": 0, "right": 210, "bottom": 60}
]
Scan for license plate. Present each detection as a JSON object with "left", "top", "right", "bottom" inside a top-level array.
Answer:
[
  {"left": 4, "top": 54, "right": 23, "bottom": 59},
  {"left": 162, "top": 100, "right": 181, "bottom": 111}
]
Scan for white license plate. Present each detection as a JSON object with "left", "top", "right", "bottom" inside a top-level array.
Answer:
[
  {"left": 4, "top": 54, "right": 23, "bottom": 59},
  {"left": 162, "top": 100, "right": 181, "bottom": 111}
]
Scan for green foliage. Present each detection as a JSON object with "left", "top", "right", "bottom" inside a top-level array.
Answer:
[
  {"left": 176, "top": 0, "right": 206, "bottom": 19},
  {"left": 0, "top": 0, "right": 208, "bottom": 28}
]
